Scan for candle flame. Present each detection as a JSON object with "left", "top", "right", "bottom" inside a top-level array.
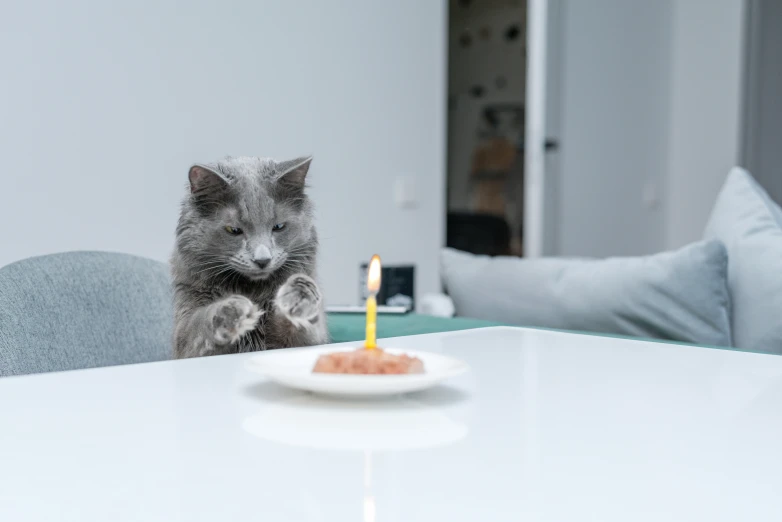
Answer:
[{"left": 367, "top": 255, "right": 381, "bottom": 295}]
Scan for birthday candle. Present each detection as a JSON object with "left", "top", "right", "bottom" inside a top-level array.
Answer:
[{"left": 364, "top": 255, "right": 381, "bottom": 349}]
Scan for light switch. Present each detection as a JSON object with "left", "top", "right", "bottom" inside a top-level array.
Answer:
[
  {"left": 643, "top": 180, "right": 659, "bottom": 209},
  {"left": 394, "top": 177, "right": 418, "bottom": 209}
]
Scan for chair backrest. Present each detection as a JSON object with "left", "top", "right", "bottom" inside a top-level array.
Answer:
[{"left": 0, "top": 251, "right": 173, "bottom": 377}]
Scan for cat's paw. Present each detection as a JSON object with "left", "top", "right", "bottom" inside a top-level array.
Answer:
[
  {"left": 275, "top": 274, "right": 322, "bottom": 327},
  {"left": 211, "top": 295, "right": 262, "bottom": 345}
]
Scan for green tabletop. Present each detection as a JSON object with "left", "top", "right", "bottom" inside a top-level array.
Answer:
[
  {"left": 325, "top": 312, "right": 772, "bottom": 357},
  {"left": 326, "top": 313, "right": 503, "bottom": 344}
]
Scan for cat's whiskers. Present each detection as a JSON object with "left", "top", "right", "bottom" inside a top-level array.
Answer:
[
  {"left": 285, "top": 243, "right": 314, "bottom": 253},
  {"left": 206, "top": 269, "right": 235, "bottom": 287},
  {"left": 283, "top": 249, "right": 315, "bottom": 259},
  {"left": 215, "top": 265, "right": 240, "bottom": 288},
  {"left": 282, "top": 256, "right": 313, "bottom": 264},
  {"left": 190, "top": 257, "right": 231, "bottom": 274},
  {"left": 190, "top": 262, "right": 229, "bottom": 277},
  {"left": 285, "top": 248, "right": 314, "bottom": 256}
]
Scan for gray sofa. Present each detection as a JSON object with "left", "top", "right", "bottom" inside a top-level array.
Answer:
[{"left": 439, "top": 168, "right": 782, "bottom": 355}]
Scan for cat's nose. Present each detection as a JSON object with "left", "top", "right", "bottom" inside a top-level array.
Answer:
[{"left": 253, "top": 257, "right": 271, "bottom": 270}]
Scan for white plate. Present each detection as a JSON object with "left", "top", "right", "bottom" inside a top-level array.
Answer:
[{"left": 244, "top": 346, "right": 470, "bottom": 397}]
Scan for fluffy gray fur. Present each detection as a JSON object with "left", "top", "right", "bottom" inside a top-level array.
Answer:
[{"left": 171, "top": 155, "right": 328, "bottom": 359}]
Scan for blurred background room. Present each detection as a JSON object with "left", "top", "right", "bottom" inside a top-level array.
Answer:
[{"left": 0, "top": 0, "right": 778, "bottom": 310}]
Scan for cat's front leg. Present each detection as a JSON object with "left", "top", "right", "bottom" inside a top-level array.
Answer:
[
  {"left": 175, "top": 295, "right": 262, "bottom": 358},
  {"left": 270, "top": 274, "right": 329, "bottom": 347}
]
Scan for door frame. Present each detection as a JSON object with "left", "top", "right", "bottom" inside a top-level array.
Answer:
[{"left": 523, "top": 0, "right": 549, "bottom": 258}]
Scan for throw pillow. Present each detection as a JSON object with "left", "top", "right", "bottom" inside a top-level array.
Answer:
[
  {"left": 441, "top": 241, "right": 731, "bottom": 346},
  {"left": 703, "top": 167, "right": 782, "bottom": 353}
]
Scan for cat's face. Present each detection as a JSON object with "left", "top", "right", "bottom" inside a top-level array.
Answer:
[{"left": 179, "top": 156, "right": 316, "bottom": 282}]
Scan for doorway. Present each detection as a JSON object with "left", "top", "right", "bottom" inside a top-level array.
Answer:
[{"left": 446, "top": 0, "right": 528, "bottom": 257}]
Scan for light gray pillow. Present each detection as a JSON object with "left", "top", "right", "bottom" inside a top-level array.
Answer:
[
  {"left": 441, "top": 241, "right": 731, "bottom": 346},
  {"left": 704, "top": 167, "right": 782, "bottom": 354}
]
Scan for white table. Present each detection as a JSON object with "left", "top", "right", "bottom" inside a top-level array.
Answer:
[{"left": 1, "top": 327, "right": 781, "bottom": 521}]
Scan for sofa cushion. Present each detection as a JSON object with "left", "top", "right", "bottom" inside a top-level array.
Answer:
[
  {"left": 441, "top": 240, "right": 731, "bottom": 347},
  {"left": 704, "top": 167, "right": 782, "bottom": 353}
]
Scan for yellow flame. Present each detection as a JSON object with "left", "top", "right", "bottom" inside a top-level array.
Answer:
[{"left": 367, "top": 255, "right": 382, "bottom": 294}]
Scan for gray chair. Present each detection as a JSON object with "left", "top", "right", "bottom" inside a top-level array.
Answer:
[{"left": 0, "top": 251, "right": 173, "bottom": 377}]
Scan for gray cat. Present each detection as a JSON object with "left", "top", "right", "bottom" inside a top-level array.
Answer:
[{"left": 171, "top": 155, "right": 328, "bottom": 358}]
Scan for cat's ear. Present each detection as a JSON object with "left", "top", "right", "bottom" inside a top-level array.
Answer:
[
  {"left": 188, "top": 164, "right": 228, "bottom": 195},
  {"left": 275, "top": 156, "right": 312, "bottom": 194}
]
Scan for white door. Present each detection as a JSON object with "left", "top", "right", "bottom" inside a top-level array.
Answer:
[{"left": 525, "top": 0, "right": 675, "bottom": 258}]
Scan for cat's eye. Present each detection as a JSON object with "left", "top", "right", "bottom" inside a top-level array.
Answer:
[
  {"left": 272, "top": 223, "right": 286, "bottom": 232},
  {"left": 224, "top": 226, "right": 243, "bottom": 236}
]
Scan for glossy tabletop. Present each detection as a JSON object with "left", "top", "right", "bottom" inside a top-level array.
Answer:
[{"left": 1, "top": 327, "right": 781, "bottom": 521}]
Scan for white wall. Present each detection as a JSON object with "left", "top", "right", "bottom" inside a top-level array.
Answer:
[
  {"left": 665, "top": 0, "right": 746, "bottom": 249},
  {"left": 545, "top": 0, "right": 747, "bottom": 256},
  {"left": 553, "top": 0, "right": 674, "bottom": 256},
  {"left": 0, "top": 0, "right": 446, "bottom": 306}
]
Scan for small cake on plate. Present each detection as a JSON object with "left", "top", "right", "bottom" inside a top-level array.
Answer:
[{"left": 313, "top": 348, "right": 425, "bottom": 375}]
